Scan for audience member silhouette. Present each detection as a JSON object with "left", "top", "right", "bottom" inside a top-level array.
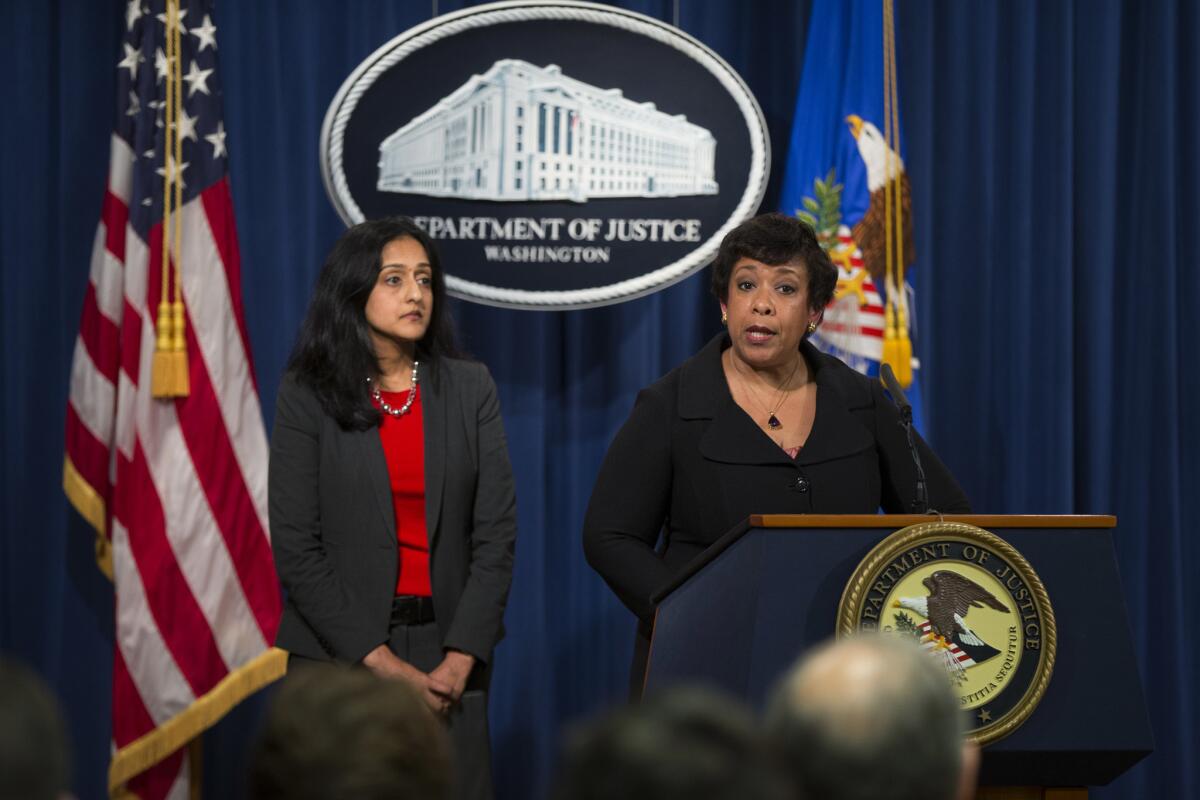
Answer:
[
  {"left": 551, "top": 686, "right": 791, "bottom": 800},
  {"left": 766, "top": 635, "right": 979, "bottom": 800},
  {"left": 249, "top": 664, "right": 451, "bottom": 800},
  {"left": 0, "top": 658, "right": 72, "bottom": 800}
]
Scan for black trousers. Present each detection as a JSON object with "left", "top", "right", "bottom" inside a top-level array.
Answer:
[
  {"left": 286, "top": 624, "right": 493, "bottom": 800},
  {"left": 388, "top": 621, "right": 494, "bottom": 800}
]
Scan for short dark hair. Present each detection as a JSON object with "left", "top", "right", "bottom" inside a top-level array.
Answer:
[
  {"left": 249, "top": 665, "right": 450, "bottom": 800},
  {"left": 711, "top": 213, "right": 837, "bottom": 313},
  {"left": 287, "top": 216, "right": 460, "bottom": 430},
  {"left": 0, "top": 659, "right": 71, "bottom": 800},
  {"left": 552, "top": 686, "right": 791, "bottom": 800},
  {"left": 766, "top": 635, "right": 966, "bottom": 800}
]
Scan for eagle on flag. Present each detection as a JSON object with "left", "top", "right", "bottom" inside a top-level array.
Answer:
[{"left": 845, "top": 113, "right": 915, "bottom": 285}]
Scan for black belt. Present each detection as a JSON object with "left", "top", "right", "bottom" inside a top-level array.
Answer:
[{"left": 391, "top": 594, "right": 435, "bottom": 626}]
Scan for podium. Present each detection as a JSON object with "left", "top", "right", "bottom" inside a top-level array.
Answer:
[{"left": 645, "top": 515, "right": 1153, "bottom": 796}]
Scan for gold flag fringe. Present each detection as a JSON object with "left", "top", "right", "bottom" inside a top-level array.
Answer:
[
  {"left": 62, "top": 456, "right": 114, "bottom": 579},
  {"left": 108, "top": 648, "right": 289, "bottom": 795}
]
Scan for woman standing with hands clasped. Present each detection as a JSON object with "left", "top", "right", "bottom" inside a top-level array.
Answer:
[
  {"left": 583, "top": 212, "right": 969, "bottom": 692},
  {"left": 270, "top": 217, "right": 516, "bottom": 800}
]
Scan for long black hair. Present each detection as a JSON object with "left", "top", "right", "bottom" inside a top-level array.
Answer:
[{"left": 287, "top": 217, "right": 460, "bottom": 430}]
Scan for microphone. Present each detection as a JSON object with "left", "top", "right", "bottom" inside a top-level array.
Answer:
[
  {"left": 879, "top": 362, "right": 913, "bottom": 423},
  {"left": 879, "top": 363, "right": 932, "bottom": 514}
]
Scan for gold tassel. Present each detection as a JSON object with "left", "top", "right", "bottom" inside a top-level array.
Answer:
[
  {"left": 151, "top": 302, "right": 190, "bottom": 398},
  {"left": 168, "top": 299, "right": 190, "bottom": 396},
  {"left": 881, "top": 302, "right": 901, "bottom": 381},
  {"left": 151, "top": 300, "right": 177, "bottom": 398},
  {"left": 150, "top": 296, "right": 189, "bottom": 398},
  {"left": 894, "top": 304, "right": 913, "bottom": 388}
]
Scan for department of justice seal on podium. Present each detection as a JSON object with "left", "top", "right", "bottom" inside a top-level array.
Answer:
[{"left": 837, "top": 522, "right": 1057, "bottom": 744}]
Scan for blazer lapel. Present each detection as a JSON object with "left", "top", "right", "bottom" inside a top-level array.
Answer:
[
  {"left": 794, "top": 342, "right": 874, "bottom": 465},
  {"left": 699, "top": 399, "right": 795, "bottom": 465},
  {"left": 683, "top": 334, "right": 793, "bottom": 466},
  {"left": 356, "top": 426, "right": 398, "bottom": 547},
  {"left": 792, "top": 387, "right": 874, "bottom": 465},
  {"left": 420, "top": 361, "right": 447, "bottom": 546}
]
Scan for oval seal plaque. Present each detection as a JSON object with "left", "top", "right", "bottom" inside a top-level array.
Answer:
[
  {"left": 320, "top": 0, "right": 769, "bottom": 309},
  {"left": 837, "top": 522, "right": 1057, "bottom": 745}
]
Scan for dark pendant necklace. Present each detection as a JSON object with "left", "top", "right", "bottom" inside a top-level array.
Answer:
[{"left": 736, "top": 355, "right": 802, "bottom": 431}]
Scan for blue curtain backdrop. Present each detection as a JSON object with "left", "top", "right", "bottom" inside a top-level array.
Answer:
[{"left": 1, "top": 1, "right": 1195, "bottom": 798}]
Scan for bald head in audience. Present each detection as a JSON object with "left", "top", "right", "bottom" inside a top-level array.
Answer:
[{"left": 766, "top": 635, "right": 979, "bottom": 800}]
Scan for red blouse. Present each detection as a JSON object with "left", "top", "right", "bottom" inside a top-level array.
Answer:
[{"left": 375, "top": 386, "right": 432, "bottom": 597}]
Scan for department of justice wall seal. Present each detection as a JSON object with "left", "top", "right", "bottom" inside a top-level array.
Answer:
[
  {"left": 837, "top": 522, "right": 1057, "bottom": 744},
  {"left": 320, "top": 0, "right": 769, "bottom": 310}
]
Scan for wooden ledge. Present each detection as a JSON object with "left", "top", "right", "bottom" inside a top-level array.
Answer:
[{"left": 748, "top": 514, "right": 1117, "bottom": 529}]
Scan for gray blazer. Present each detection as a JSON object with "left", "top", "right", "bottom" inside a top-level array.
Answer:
[{"left": 268, "top": 358, "right": 517, "bottom": 684}]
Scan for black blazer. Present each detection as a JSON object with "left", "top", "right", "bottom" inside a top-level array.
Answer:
[
  {"left": 269, "top": 358, "right": 517, "bottom": 682},
  {"left": 583, "top": 333, "right": 970, "bottom": 623}
]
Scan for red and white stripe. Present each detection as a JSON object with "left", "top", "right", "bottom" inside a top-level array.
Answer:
[
  {"left": 815, "top": 226, "right": 889, "bottom": 362},
  {"left": 65, "top": 134, "right": 281, "bottom": 799},
  {"left": 917, "top": 621, "right": 976, "bottom": 667}
]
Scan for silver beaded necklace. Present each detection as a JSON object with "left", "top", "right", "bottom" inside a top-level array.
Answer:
[{"left": 369, "top": 360, "right": 420, "bottom": 417}]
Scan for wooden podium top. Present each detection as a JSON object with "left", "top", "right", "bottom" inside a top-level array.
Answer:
[
  {"left": 749, "top": 514, "right": 1116, "bottom": 528},
  {"left": 653, "top": 514, "right": 1117, "bottom": 606}
]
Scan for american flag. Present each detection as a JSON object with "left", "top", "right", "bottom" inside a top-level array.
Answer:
[{"left": 63, "top": 1, "right": 283, "bottom": 797}]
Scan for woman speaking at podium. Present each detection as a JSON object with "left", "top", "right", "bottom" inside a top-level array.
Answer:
[
  {"left": 583, "top": 212, "right": 969, "bottom": 690},
  {"left": 269, "top": 217, "right": 516, "bottom": 799}
]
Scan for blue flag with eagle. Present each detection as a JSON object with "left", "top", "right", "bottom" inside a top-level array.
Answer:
[{"left": 779, "top": 0, "right": 925, "bottom": 429}]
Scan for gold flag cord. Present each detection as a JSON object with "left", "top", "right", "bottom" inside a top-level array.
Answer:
[
  {"left": 887, "top": 0, "right": 912, "bottom": 385},
  {"left": 881, "top": 0, "right": 895, "bottom": 373},
  {"left": 881, "top": 0, "right": 912, "bottom": 386},
  {"left": 172, "top": 4, "right": 186, "bottom": 374},
  {"left": 151, "top": 0, "right": 190, "bottom": 398}
]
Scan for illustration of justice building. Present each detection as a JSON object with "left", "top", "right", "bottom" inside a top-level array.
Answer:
[{"left": 377, "top": 59, "right": 718, "bottom": 202}]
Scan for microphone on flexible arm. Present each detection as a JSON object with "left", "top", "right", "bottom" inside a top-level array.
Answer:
[{"left": 878, "top": 363, "right": 934, "bottom": 514}]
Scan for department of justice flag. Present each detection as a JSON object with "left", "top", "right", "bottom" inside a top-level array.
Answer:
[{"left": 779, "top": 0, "right": 926, "bottom": 428}]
